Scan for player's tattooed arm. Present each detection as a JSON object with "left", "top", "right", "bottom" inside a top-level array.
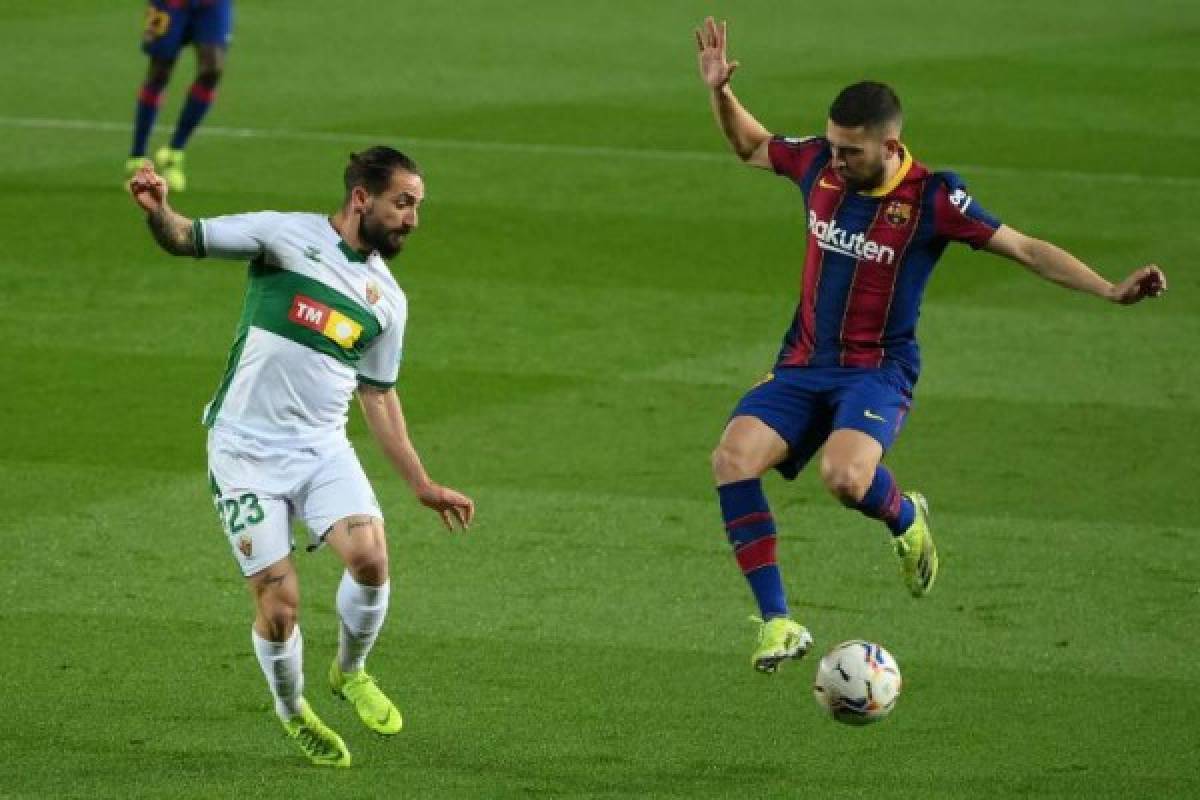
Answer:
[
  {"left": 146, "top": 205, "right": 197, "bottom": 256},
  {"left": 127, "top": 161, "right": 197, "bottom": 256}
]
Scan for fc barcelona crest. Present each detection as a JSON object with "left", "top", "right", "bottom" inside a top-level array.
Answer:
[{"left": 884, "top": 201, "right": 912, "bottom": 226}]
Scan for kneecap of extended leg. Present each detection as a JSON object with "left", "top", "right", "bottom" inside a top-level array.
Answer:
[
  {"left": 711, "top": 443, "right": 765, "bottom": 483},
  {"left": 256, "top": 601, "right": 297, "bottom": 642},
  {"left": 820, "top": 459, "right": 871, "bottom": 506}
]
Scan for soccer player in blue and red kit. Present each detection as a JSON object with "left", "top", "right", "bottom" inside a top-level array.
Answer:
[
  {"left": 125, "top": 0, "right": 234, "bottom": 191},
  {"left": 694, "top": 17, "right": 1168, "bottom": 674}
]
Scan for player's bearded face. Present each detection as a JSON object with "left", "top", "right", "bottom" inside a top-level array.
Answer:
[
  {"left": 356, "top": 171, "right": 423, "bottom": 258},
  {"left": 358, "top": 203, "right": 412, "bottom": 259},
  {"left": 826, "top": 122, "right": 895, "bottom": 191},
  {"left": 861, "top": 156, "right": 887, "bottom": 191},
  {"left": 837, "top": 143, "right": 886, "bottom": 191},
  {"left": 841, "top": 153, "right": 886, "bottom": 191}
]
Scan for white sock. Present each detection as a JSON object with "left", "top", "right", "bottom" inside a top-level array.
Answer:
[
  {"left": 252, "top": 626, "right": 304, "bottom": 720},
  {"left": 335, "top": 571, "right": 390, "bottom": 673}
]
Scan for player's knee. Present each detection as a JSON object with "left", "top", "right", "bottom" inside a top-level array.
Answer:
[
  {"left": 344, "top": 524, "right": 389, "bottom": 585},
  {"left": 711, "top": 441, "right": 762, "bottom": 483},
  {"left": 196, "top": 47, "right": 225, "bottom": 83},
  {"left": 258, "top": 600, "right": 297, "bottom": 641},
  {"left": 250, "top": 564, "right": 298, "bottom": 638},
  {"left": 820, "top": 457, "right": 870, "bottom": 505},
  {"left": 347, "top": 548, "right": 388, "bottom": 586},
  {"left": 196, "top": 67, "right": 223, "bottom": 88},
  {"left": 146, "top": 58, "right": 175, "bottom": 86}
]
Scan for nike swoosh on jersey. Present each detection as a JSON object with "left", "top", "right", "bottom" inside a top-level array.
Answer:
[{"left": 863, "top": 410, "right": 887, "bottom": 422}]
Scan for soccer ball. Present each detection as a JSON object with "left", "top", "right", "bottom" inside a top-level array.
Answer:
[{"left": 812, "top": 640, "right": 902, "bottom": 725}]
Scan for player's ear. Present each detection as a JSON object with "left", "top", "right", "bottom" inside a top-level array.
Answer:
[{"left": 350, "top": 185, "right": 371, "bottom": 214}]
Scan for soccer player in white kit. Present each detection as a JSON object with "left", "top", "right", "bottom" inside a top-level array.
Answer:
[{"left": 127, "top": 146, "right": 475, "bottom": 767}]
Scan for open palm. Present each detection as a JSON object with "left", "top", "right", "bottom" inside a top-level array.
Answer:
[{"left": 695, "top": 16, "right": 738, "bottom": 89}]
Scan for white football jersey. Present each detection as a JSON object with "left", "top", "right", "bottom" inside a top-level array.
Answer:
[{"left": 194, "top": 212, "right": 407, "bottom": 446}]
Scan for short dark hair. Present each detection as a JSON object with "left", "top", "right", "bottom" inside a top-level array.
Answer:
[
  {"left": 343, "top": 146, "right": 421, "bottom": 197},
  {"left": 829, "top": 81, "right": 903, "bottom": 131}
]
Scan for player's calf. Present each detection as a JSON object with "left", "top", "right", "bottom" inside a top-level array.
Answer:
[
  {"left": 849, "top": 464, "right": 916, "bottom": 536},
  {"left": 327, "top": 555, "right": 401, "bottom": 735}
]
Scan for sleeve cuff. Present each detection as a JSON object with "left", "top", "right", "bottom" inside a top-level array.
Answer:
[
  {"left": 971, "top": 223, "right": 1002, "bottom": 250},
  {"left": 767, "top": 136, "right": 785, "bottom": 175},
  {"left": 356, "top": 375, "right": 396, "bottom": 390},
  {"left": 192, "top": 218, "right": 207, "bottom": 258}
]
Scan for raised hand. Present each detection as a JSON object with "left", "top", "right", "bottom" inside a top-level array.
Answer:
[
  {"left": 695, "top": 16, "right": 739, "bottom": 89},
  {"left": 1109, "top": 265, "right": 1167, "bottom": 304},
  {"left": 127, "top": 161, "right": 168, "bottom": 214},
  {"left": 418, "top": 483, "right": 476, "bottom": 531}
]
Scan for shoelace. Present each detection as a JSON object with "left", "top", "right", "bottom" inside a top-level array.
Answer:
[
  {"left": 295, "top": 726, "right": 336, "bottom": 757},
  {"left": 345, "top": 673, "right": 390, "bottom": 712},
  {"left": 345, "top": 671, "right": 381, "bottom": 696},
  {"left": 347, "top": 671, "right": 379, "bottom": 687}
]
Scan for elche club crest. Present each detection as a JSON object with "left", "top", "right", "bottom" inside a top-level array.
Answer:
[
  {"left": 366, "top": 280, "right": 381, "bottom": 305},
  {"left": 884, "top": 201, "right": 912, "bottom": 227}
]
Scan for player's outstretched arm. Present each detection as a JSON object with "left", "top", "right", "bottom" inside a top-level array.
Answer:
[
  {"left": 127, "top": 162, "right": 196, "bottom": 256},
  {"left": 985, "top": 224, "right": 1167, "bottom": 305},
  {"left": 694, "top": 16, "right": 772, "bottom": 168},
  {"left": 357, "top": 384, "right": 475, "bottom": 531}
]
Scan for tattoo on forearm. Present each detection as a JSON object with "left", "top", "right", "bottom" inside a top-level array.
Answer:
[
  {"left": 147, "top": 206, "right": 196, "bottom": 256},
  {"left": 263, "top": 573, "right": 287, "bottom": 586},
  {"left": 348, "top": 520, "right": 373, "bottom": 534}
]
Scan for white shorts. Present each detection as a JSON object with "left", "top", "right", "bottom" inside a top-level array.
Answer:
[{"left": 207, "top": 427, "right": 383, "bottom": 577}]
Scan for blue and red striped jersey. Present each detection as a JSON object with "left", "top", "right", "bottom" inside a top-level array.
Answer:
[{"left": 768, "top": 135, "right": 1001, "bottom": 382}]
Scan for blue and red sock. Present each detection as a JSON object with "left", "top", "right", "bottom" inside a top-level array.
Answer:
[
  {"left": 169, "top": 80, "right": 217, "bottom": 151},
  {"left": 718, "top": 478, "right": 788, "bottom": 619},
  {"left": 854, "top": 465, "right": 915, "bottom": 535},
  {"left": 131, "top": 80, "right": 167, "bottom": 158}
]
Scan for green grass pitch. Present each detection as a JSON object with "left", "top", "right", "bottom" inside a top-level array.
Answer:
[{"left": 1, "top": 1, "right": 1198, "bottom": 797}]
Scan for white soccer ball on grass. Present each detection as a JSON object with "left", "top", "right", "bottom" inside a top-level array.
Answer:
[{"left": 812, "top": 640, "right": 902, "bottom": 725}]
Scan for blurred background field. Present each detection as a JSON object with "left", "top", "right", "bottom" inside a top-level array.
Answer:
[{"left": 1, "top": 1, "right": 1197, "bottom": 797}]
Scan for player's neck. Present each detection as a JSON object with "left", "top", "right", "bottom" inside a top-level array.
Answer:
[
  {"left": 328, "top": 211, "right": 370, "bottom": 256},
  {"left": 859, "top": 145, "right": 909, "bottom": 196}
]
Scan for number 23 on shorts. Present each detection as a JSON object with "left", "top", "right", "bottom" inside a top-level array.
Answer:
[{"left": 215, "top": 492, "right": 265, "bottom": 535}]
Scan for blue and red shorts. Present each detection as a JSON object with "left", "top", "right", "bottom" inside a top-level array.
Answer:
[
  {"left": 141, "top": 0, "right": 233, "bottom": 59},
  {"left": 731, "top": 365, "right": 913, "bottom": 480}
]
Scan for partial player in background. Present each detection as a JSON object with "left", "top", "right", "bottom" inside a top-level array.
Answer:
[
  {"left": 694, "top": 17, "right": 1166, "bottom": 674},
  {"left": 127, "top": 147, "right": 475, "bottom": 766},
  {"left": 125, "top": 0, "right": 234, "bottom": 191}
]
